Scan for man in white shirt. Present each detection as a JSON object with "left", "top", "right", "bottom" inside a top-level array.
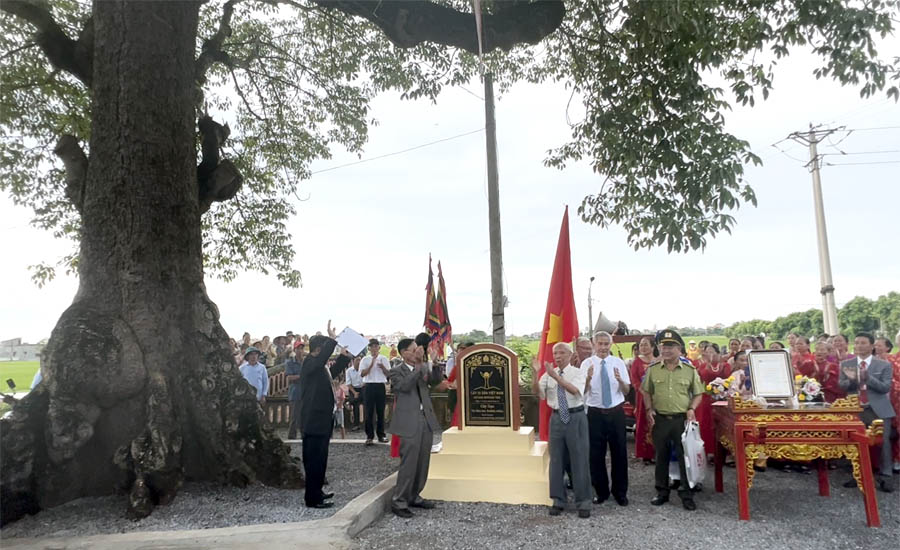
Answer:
[
  {"left": 345, "top": 355, "right": 365, "bottom": 430},
  {"left": 360, "top": 338, "right": 391, "bottom": 445},
  {"left": 239, "top": 347, "right": 269, "bottom": 405},
  {"left": 583, "top": 331, "right": 631, "bottom": 506},
  {"left": 532, "top": 342, "right": 591, "bottom": 518}
]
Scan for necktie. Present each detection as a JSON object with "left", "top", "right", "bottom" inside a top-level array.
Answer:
[
  {"left": 859, "top": 360, "right": 868, "bottom": 405},
  {"left": 600, "top": 358, "right": 612, "bottom": 408},
  {"left": 556, "top": 376, "right": 570, "bottom": 424}
]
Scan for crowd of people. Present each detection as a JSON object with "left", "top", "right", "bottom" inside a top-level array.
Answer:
[
  {"left": 531, "top": 327, "right": 899, "bottom": 518},
  {"left": 229, "top": 323, "right": 899, "bottom": 517},
  {"left": 231, "top": 323, "right": 452, "bottom": 514}
]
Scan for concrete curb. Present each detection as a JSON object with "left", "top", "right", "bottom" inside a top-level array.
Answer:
[{"left": 2, "top": 472, "right": 398, "bottom": 550}]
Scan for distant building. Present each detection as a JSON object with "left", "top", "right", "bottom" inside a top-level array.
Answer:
[{"left": 0, "top": 338, "right": 44, "bottom": 362}]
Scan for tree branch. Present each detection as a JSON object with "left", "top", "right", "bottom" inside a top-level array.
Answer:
[
  {"left": 53, "top": 134, "right": 87, "bottom": 214},
  {"left": 197, "top": 116, "right": 243, "bottom": 214},
  {"left": 314, "top": 0, "right": 565, "bottom": 54},
  {"left": 196, "top": 0, "right": 241, "bottom": 89},
  {"left": 1, "top": 0, "right": 92, "bottom": 87}
]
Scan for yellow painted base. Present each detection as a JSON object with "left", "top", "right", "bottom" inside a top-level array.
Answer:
[{"left": 421, "top": 426, "right": 552, "bottom": 506}]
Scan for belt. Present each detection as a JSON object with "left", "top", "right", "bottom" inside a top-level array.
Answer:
[
  {"left": 656, "top": 412, "right": 686, "bottom": 419},
  {"left": 553, "top": 405, "right": 584, "bottom": 414},
  {"left": 589, "top": 403, "right": 624, "bottom": 414}
]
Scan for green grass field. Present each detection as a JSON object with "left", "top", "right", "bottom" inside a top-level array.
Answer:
[{"left": 0, "top": 361, "right": 40, "bottom": 391}]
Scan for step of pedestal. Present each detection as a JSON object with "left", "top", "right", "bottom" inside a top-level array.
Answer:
[
  {"left": 428, "top": 446, "right": 549, "bottom": 481},
  {"left": 440, "top": 426, "right": 536, "bottom": 454},
  {"left": 421, "top": 476, "right": 552, "bottom": 506}
]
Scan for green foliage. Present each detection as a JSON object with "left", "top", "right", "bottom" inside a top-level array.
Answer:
[
  {"left": 724, "top": 293, "right": 900, "bottom": 339},
  {"left": 2, "top": 0, "right": 898, "bottom": 286},
  {"left": 838, "top": 295, "right": 880, "bottom": 336},
  {"left": 531, "top": 0, "right": 898, "bottom": 252},
  {"left": 453, "top": 329, "right": 490, "bottom": 344}
]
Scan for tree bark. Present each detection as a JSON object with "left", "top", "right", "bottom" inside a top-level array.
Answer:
[{"left": 1, "top": 0, "right": 301, "bottom": 524}]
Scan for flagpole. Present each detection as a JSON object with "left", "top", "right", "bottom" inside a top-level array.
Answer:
[
  {"left": 473, "top": 1, "right": 505, "bottom": 345},
  {"left": 484, "top": 71, "right": 505, "bottom": 345}
]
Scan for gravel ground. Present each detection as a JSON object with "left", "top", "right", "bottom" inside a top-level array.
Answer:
[
  {"left": 1, "top": 440, "right": 397, "bottom": 539},
  {"left": 356, "top": 441, "right": 899, "bottom": 550}
]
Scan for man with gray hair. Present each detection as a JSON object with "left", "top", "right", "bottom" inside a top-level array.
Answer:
[
  {"left": 583, "top": 331, "right": 631, "bottom": 506},
  {"left": 532, "top": 342, "right": 592, "bottom": 518}
]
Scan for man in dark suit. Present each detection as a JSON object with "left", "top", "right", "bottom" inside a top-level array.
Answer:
[
  {"left": 300, "top": 333, "right": 339, "bottom": 508},
  {"left": 388, "top": 338, "right": 441, "bottom": 518},
  {"left": 839, "top": 331, "right": 895, "bottom": 493}
]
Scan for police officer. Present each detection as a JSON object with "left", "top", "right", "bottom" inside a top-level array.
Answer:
[{"left": 640, "top": 329, "right": 704, "bottom": 510}]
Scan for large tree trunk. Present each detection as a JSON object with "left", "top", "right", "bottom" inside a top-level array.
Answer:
[{"left": 1, "top": 1, "right": 301, "bottom": 524}]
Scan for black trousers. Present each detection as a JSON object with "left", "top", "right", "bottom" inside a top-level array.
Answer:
[
  {"left": 287, "top": 399, "right": 301, "bottom": 439},
  {"left": 302, "top": 432, "right": 331, "bottom": 506},
  {"left": 652, "top": 413, "right": 691, "bottom": 499},
  {"left": 588, "top": 406, "right": 628, "bottom": 500},
  {"left": 364, "top": 383, "right": 386, "bottom": 440},
  {"left": 447, "top": 388, "right": 458, "bottom": 420},
  {"left": 348, "top": 388, "right": 364, "bottom": 427}
]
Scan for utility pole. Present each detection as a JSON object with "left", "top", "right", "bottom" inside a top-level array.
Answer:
[
  {"left": 788, "top": 125, "right": 840, "bottom": 335},
  {"left": 484, "top": 72, "right": 505, "bottom": 345},
  {"left": 587, "top": 276, "right": 595, "bottom": 336}
]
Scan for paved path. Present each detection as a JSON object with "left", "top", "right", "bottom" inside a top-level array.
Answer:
[{"left": 3, "top": 474, "right": 397, "bottom": 550}]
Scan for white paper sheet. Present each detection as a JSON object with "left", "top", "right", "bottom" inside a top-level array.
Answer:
[
  {"left": 336, "top": 327, "right": 368, "bottom": 356},
  {"left": 750, "top": 351, "right": 794, "bottom": 398}
]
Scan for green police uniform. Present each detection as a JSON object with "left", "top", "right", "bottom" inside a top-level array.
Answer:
[{"left": 641, "top": 330, "right": 704, "bottom": 507}]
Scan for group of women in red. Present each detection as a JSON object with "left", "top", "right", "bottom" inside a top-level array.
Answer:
[{"left": 629, "top": 332, "right": 900, "bottom": 472}]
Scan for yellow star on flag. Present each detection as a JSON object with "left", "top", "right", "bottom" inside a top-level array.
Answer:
[{"left": 546, "top": 313, "right": 563, "bottom": 344}]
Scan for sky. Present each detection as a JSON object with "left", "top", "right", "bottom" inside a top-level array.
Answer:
[{"left": 1, "top": 36, "right": 898, "bottom": 344}]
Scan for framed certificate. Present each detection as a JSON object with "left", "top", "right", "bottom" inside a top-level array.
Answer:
[{"left": 748, "top": 350, "right": 795, "bottom": 399}]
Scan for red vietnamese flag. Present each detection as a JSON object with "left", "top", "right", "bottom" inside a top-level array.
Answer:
[{"left": 536, "top": 207, "right": 580, "bottom": 441}]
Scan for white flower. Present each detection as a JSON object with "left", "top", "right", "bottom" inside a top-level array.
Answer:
[{"left": 803, "top": 380, "right": 821, "bottom": 396}]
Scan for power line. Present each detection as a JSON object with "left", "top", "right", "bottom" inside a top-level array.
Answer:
[
  {"left": 823, "top": 159, "right": 900, "bottom": 166},
  {"left": 844, "top": 125, "right": 900, "bottom": 132},
  {"left": 310, "top": 128, "right": 484, "bottom": 175},
  {"left": 821, "top": 149, "right": 900, "bottom": 156}
]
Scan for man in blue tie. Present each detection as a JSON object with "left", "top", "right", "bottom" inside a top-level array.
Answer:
[
  {"left": 532, "top": 342, "right": 592, "bottom": 518},
  {"left": 583, "top": 331, "right": 631, "bottom": 506}
]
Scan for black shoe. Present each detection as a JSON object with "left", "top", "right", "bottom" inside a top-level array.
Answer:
[
  {"left": 691, "top": 483, "right": 703, "bottom": 493},
  {"left": 650, "top": 495, "right": 669, "bottom": 506},
  {"left": 410, "top": 499, "right": 435, "bottom": 509},
  {"left": 578, "top": 509, "right": 590, "bottom": 519},
  {"left": 378, "top": 436, "right": 389, "bottom": 443},
  {"left": 593, "top": 496, "right": 607, "bottom": 505},
  {"left": 322, "top": 492, "right": 334, "bottom": 500},
  {"left": 682, "top": 499, "right": 697, "bottom": 511},
  {"left": 365, "top": 439, "right": 374, "bottom": 446},
  {"left": 308, "top": 502, "right": 334, "bottom": 509},
  {"left": 877, "top": 479, "right": 894, "bottom": 493},
  {"left": 615, "top": 496, "right": 628, "bottom": 506},
  {"left": 642, "top": 458, "right": 655, "bottom": 465},
  {"left": 392, "top": 507, "right": 414, "bottom": 518},
  {"left": 669, "top": 480, "right": 681, "bottom": 490},
  {"left": 843, "top": 479, "right": 858, "bottom": 488},
  {"left": 548, "top": 506, "right": 563, "bottom": 516}
]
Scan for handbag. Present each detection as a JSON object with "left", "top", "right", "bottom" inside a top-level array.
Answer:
[{"left": 681, "top": 420, "right": 707, "bottom": 488}]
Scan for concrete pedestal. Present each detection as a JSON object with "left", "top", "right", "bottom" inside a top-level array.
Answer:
[{"left": 420, "top": 426, "right": 551, "bottom": 505}]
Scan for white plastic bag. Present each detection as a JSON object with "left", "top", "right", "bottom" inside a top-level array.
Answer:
[{"left": 681, "top": 421, "right": 706, "bottom": 489}]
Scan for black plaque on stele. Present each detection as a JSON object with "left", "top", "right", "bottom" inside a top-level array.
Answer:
[{"left": 464, "top": 350, "right": 511, "bottom": 427}]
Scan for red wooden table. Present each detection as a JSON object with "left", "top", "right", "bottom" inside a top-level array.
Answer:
[{"left": 713, "top": 394, "right": 885, "bottom": 527}]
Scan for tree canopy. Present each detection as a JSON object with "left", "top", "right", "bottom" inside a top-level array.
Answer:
[
  {"left": 2, "top": 0, "right": 898, "bottom": 285},
  {"left": 723, "top": 291, "right": 900, "bottom": 339}
]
